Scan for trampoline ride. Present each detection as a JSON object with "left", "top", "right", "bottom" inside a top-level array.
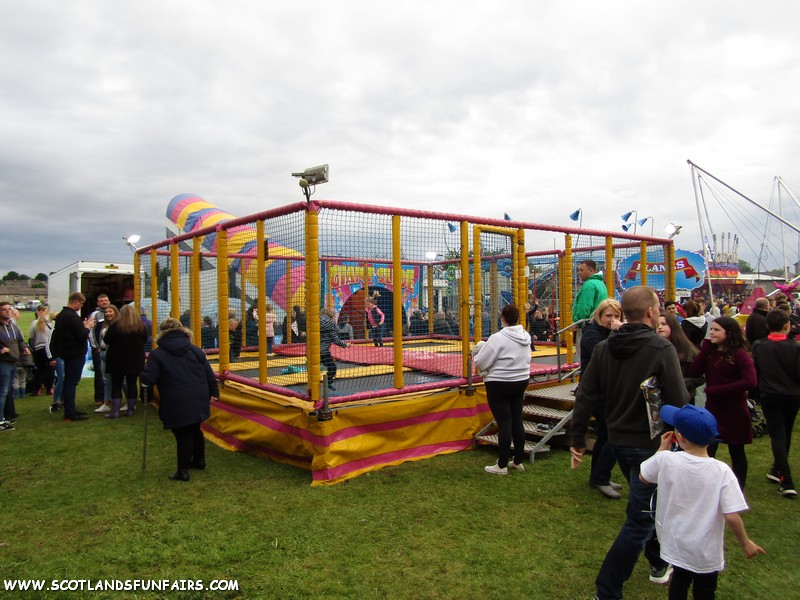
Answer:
[{"left": 132, "top": 194, "right": 678, "bottom": 485}]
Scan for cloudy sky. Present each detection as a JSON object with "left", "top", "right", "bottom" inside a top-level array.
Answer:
[{"left": 2, "top": 1, "right": 799, "bottom": 279}]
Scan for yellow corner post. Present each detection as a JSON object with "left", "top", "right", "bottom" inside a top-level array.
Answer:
[
  {"left": 305, "top": 206, "right": 321, "bottom": 402},
  {"left": 170, "top": 242, "right": 180, "bottom": 319}
]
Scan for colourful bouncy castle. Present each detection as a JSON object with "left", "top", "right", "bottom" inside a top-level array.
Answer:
[{"left": 166, "top": 193, "right": 306, "bottom": 312}]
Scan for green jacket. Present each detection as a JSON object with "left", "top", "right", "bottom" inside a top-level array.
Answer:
[{"left": 572, "top": 273, "right": 608, "bottom": 321}]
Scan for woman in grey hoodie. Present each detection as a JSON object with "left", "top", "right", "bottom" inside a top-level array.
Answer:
[{"left": 473, "top": 304, "right": 532, "bottom": 475}]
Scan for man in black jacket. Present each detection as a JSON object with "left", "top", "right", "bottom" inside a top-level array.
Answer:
[
  {"left": 570, "top": 286, "right": 689, "bottom": 600},
  {"left": 745, "top": 297, "right": 770, "bottom": 345},
  {"left": 50, "top": 293, "right": 95, "bottom": 422},
  {"left": 752, "top": 309, "right": 800, "bottom": 497}
]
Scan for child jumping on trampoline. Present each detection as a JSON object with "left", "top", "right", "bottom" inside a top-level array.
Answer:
[
  {"left": 366, "top": 296, "right": 385, "bottom": 347},
  {"left": 640, "top": 404, "right": 764, "bottom": 599}
]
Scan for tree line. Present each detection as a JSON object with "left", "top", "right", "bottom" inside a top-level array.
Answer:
[{"left": 2, "top": 272, "right": 48, "bottom": 282}]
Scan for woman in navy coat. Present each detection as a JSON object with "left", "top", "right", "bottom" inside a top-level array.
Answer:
[{"left": 140, "top": 319, "right": 219, "bottom": 482}]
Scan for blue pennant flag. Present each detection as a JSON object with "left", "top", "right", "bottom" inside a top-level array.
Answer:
[
  {"left": 569, "top": 209, "right": 581, "bottom": 222},
  {"left": 447, "top": 222, "right": 457, "bottom": 233},
  {"left": 504, "top": 213, "right": 512, "bottom": 221}
]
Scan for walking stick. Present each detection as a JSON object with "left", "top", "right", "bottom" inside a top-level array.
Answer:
[{"left": 141, "top": 384, "right": 149, "bottom": 471}]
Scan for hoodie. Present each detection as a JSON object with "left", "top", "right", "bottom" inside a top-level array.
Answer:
[
  {"left": 681, "top": 316, "right": 707, "bottom": 348},
  {"left": 472, "top": 324, "right": 532, "bottom": 382},
  {"left": 572, "top": 322, "right": 689, "bottom": 449},
  {"left": 572, "top": 272, "right": 608, "bottom": 321}
]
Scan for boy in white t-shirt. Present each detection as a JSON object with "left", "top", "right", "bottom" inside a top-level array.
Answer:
[{"left": 640, "top": 404, "right": 765, "bottom": 599}]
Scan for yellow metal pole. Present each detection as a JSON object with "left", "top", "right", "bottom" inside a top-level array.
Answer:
[
  {"left": 191, "top": 237, "right": 201, "bottom": 346},
  {"left": 460, "top": 221, "right": 470, "bottom": 376},
  {"left": 170, "top": 242, "right": 180, "bottom": 320},
  {"left": 392, "top": 215, "right": 403, "bottom": 389},
  {"left": 257, "top": 220, "right": 268, "bottom": 383},
  {"left": 665, "top": 243, "right": 676, "bottom": 302},
  {"left": 640, "top": 241, "right": 648, "bottom": 287},
  {"left": 490, "top": 261, "right": 498, "bottom": 335},
  {"left": 427, "top": 263, "right": 434, "bottom": 335},
  {"left": 132, "top": 252, "right": 140, "bottom": 313},
  {"left": 516, "top": 229, "right": 526, "bottom": 325},
  {"left": 150, "top": 249, "right": 159, "bottom": 346},
  {"left": 240, "top": 268, "right": 246, "bottom": 334},
  {"left": 564, "top": 234, "right": 574, "bottom": 363},
  {"left": 605, "top": 235, "right": 615, "bottom": 298},
  {"left": 472, "top": 226, "right": 483, "bottom": 342},
  {"left": 217, "top": 229, "right": 230, "bottom": 372},
  {"left": 306, "top": 207, "right": 321, "bottom": 402}
]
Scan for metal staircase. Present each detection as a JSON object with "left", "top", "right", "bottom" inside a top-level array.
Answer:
[{"left": 475, "top": 380, "right": 578, "bottom": 463}]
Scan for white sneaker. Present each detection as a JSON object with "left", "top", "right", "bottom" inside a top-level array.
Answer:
[
  {"left": 484, "top": 462, "right": 508, "bottom": 475},
  {"left": 95, "top": 404, "right": 112, "bottom": 413},
  {"left": 508, "top": 461, "right": 525, "bottom": 472}
]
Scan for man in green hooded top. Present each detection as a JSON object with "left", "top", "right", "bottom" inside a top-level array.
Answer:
[{"left": 573, "top": 260, "right": 608, "bottom": 321}]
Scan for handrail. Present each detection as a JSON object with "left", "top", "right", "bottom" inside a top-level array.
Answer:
[{"left": 554, "top": 319, "right": 589, "bottom": 382}]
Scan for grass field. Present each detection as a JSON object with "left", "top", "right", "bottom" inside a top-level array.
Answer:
[{"left": 2, "top": 311, "right": 798, "bottom": 598}]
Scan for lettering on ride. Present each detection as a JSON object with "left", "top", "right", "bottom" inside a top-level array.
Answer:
[{"left": 624, "top": 258, "right": 700, "bottom": 282}]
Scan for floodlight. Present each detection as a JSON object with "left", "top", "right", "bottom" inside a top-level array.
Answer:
[
  {"left": 665, "top": 223, "right": 683, "bottom": 239},
  {"left": 291, "top": 164, "right": 329, "bottom": 186},
  {"left": 124, "top": 234, "right": 141, "bottom": 251}
]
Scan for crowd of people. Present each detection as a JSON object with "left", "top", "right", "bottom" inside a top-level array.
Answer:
[
  {"left": 565, "top": 282, "right": 800, "bottom": 599},
  {"left": 3, "top": 275, "right": 798, "bottom": 595}
]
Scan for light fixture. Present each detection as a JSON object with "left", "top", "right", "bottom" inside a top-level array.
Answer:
[
  {"left": 291, "top": 164, "right": 329, "bottom": 201},
  {"left": 637, "top": 216, "right": 654, "bottom": 236},
  {"left": 665, "top": 223, "right": 683, "bottom": 239},
  {"left": 620, "top": 210, "right": 637, "bottom": 223},
  {"left": 124, "top": 234, "right": 141, "bottom": 251}
]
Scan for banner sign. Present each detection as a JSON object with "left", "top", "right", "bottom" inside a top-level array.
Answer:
[
  {"left": 618, "top": 249, "right": 707, "bottom": 291},
  {"left": 326, "top": 261, "right": 420, "bottom": 313}
]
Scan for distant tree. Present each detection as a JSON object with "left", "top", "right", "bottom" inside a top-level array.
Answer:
[
  {"left": 2, "top": 271, "right": 20, "bottom": 281},
  {"left": 18, "top": 274, "right": 30, "bottom": 280},
  {"left": 768, "top": 268, "right": 787, "bottom": 278},
  {"left": 31, "top": 282, "right": 45, "bottom": 289},
  {"left": 35, "top": 273, "right": 48, "bottom": 282},
  {"left": 738, "top": 260, "right": 754, "bottom": 274}
]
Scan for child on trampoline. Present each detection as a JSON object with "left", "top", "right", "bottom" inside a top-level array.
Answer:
[
  {"left": 640, "top": 404, "right": 764, "bottom": 599},
  {"left": 366, "top": 296, "right": 385, "bottom": 347}
]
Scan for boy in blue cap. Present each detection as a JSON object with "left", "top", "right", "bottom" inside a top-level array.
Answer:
[{"left": 640, "top": 404, "right": 765, "bottom": 599}]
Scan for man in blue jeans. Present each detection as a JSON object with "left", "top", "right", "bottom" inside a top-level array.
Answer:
[
  {"left": 0, "top": 301, "right": 31, "bottom": 430},
  {"left": 570, "top": 286, "right": 689, "bottom": 599},
  {"left": 49, "top": 292, "right": 95, "bottom": 422}
]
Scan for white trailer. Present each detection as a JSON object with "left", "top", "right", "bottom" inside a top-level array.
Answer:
[{"left": 48, "top": 261, "right": 134, "bottom": 315}]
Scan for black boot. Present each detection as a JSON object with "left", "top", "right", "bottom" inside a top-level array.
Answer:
[
  {"left": 169, "top": 470, "right": 190, "bottom": 482},
  {"left": 190, "top": 460, "right": 206, "bottom": 470}
]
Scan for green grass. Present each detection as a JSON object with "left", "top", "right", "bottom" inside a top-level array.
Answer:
[{"left": 2, "top": 364, "right": 798, "bottom": 598}]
